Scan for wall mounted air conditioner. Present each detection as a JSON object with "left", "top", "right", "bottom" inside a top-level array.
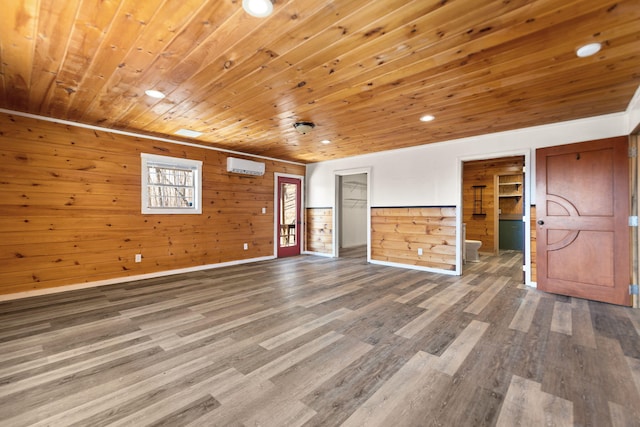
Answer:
[{"left": 226, "top": 157, "right": 266, "bottom": 176}]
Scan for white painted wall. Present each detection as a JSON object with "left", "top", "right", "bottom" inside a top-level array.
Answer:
[
  {"left": 340, "top": 174, "right": 367, "bottom": 248},
  {"left": 306, "top": 97, "right": 636, "bottom": 279},
  {"left": 306, "top": 112, "right": 628, "bottom": 208},
  {"left": 627, "top": 86, "right": 640, "bottom": 134}
]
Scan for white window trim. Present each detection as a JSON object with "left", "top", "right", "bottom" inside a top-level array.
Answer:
[{"left": 141, "top": 153, "right": 202, "bottom": 214}]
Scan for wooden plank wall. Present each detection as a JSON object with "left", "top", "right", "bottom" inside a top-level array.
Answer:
[
  {"left": 305, "top": 208, "right": 332, "bottom": 254},
  {"left": 0, "top": 112, "right": 305, "bottom": 296},
  {"left": 371, "top": 207, "right": 456, "bottom": 271},
  {"left": 498, "top": 174, "right": 524, "bottom": 217},
  {"left": 462, "top": 156, "right": 524, "bottom": 254},
  {"left": 530, "top": 205, "right": 537, "bottom": 283}
]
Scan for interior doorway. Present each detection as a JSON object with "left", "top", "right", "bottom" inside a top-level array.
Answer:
[
  {"left": 334, "top": 170, "right": 370, "bottom": 261},
  {"left": 461, "top": 155, "right": 526, "bottom": 276},
  {"left": 277, "top": 176, "right": 301, "bottom": 258}
]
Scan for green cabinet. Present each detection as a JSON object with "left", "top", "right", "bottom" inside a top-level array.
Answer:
[{"left": 499, "top": 220, "right": 523, "bottom": 251}]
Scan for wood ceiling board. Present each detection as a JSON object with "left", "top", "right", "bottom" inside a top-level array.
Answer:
[{"left": 1, "top": 0, "right": 639, "bottom": 163}]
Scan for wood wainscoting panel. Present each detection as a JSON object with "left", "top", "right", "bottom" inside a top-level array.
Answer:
[
  {"left": 306, "top": 208, "right": 332, "bottom": 254},
  {"left": 371, "top": 207, "right": 456, "bottom": 271},
  {"left": 530, "top": 205, "right": 537, "bottom": 283},
  {"left": 0, "top": 112, "right": 305, "bottom": 296}
]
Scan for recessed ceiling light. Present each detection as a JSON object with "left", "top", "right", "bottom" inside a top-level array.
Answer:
[
  {"left": 420, "top": 115, "right": 435, "bottom": 122},
  {"left": 576, "top": 42, "right": 601, "bottom": 58},
  {"left": 242, "top": 0, "right": 273, "bottom": 17},
  {"left": 321, "top": 139, "right": 331, "bottom": 144},
  {"left": 175, "top": 129, "right": 203, "bottom": 138},
  {"left": 145, "top": 89, "right": 166, "bottom": 99}
]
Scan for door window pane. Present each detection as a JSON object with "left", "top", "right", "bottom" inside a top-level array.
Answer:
[{"left": 280, "top": 183, "right": 297, "bottom": 247}]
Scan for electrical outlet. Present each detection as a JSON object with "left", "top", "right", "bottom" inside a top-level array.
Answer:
[
  {"left": 243, "top": 243, "right": 248, "bottom": 250},
  {"left": 135, "top": 254, "right": 142, "bottom": 263},
  {"left": 262, "top": 207, "right": 267, "bottom": 214},
  {"left": 417, "top": 248, "right": 423, "bottom": 256}
]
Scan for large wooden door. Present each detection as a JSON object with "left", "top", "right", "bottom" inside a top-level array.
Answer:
[
  {"left": 277, "top": 176, "right": 301, "bottom": 258},
  {"left": 536, "top": 137, "right": 629, "bottom": 306}
]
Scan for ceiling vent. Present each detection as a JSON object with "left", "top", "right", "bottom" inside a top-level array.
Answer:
[
  {"left": 175, "top": 129, "right": 203, "bottom": 138},
  {"left": 227, "top": 157, "right": 265, "bottom": 176}
]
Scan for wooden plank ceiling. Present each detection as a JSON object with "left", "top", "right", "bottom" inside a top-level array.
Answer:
[{"left": 1, "top": 0, "right": 639, "bottom": 163}]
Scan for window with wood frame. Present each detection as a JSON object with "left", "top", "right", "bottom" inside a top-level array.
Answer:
[{"left": 141, "top": 153, "right": 202, "bottom": 214}]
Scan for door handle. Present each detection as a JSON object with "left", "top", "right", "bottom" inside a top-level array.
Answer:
[{"left": 537, "top": 220, "right": 544, "bottom": 225}]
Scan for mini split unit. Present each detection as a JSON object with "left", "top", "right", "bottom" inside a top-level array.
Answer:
[{"left": 226, "top": 157, "right": 266, "bottom": 176}]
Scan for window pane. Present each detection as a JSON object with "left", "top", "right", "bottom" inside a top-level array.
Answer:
[
  {"left": 280, "top": 183, "right": 297, "bottom": 247},
  {"left": 147, "top": 166, "right": 195, "bottom": 208}
]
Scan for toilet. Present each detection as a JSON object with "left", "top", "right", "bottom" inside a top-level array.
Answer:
[
  {"left": 465, "top": 239, "right": 482, "bottom": 263},
  {"left": 462, "top": 224, "right": 482, "bottom": 263}
]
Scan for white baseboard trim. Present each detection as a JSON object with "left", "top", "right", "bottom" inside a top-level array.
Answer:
[
  {"left": 369, "top": 259, "right": 459, "bottom": 276},
  {"left": 0, "top": 256, "right": 276, "bottom": 302}
]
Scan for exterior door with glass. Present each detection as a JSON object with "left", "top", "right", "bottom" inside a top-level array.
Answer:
[{"left": 277, "top": 176, "right": 301, "bottom": 257}]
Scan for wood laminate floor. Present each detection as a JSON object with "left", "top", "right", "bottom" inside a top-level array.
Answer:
[
  {"left": 1, "top": 251, "right": 639, "bottom": 426},
  {"left": 338, "top": 246, "right": 367, "bottom": 260}
]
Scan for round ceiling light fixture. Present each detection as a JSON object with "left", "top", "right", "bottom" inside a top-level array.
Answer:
[
  {"left": 145, "top": 89, "right": 166, "bottom": 99},
  {"left": 321, "top": 139, "right": 331, "bottom": 144},
  {"left": 420, "top": 114, "right": 435, "bottom": 122},
  {"left": 242, "top": 0, "right": 273, "bottom": 18},
  {"left": 293, "top": 121, "right": 315, "bottom": 134},
  {"left": 576, "top": 42, "right": 602, "bottom": 58}
]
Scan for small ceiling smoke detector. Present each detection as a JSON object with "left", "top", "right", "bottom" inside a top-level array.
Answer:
[
  {"left": 144, "top": 89, "right": 165, "bottom": 99},
  {"left": 293, "top": 121, "right": 315, "bottom": 134},
  {"left": 576, "top": 42, "right": 601, "bottom": 58},
  {"left": 242, "top": 0, "right": 273, "bottom": 18}
]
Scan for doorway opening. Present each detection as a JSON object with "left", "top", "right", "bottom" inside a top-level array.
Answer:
[
  {"left": 277, "top": 176, "right": 301, "bottom": 258},
  {"left": 334, "top": 169, "right": 370, "bottom": 261},
  {"left": 461, "top": 155, "right": 526, "bottom": 278}
]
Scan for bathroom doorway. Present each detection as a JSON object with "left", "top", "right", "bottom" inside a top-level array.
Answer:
[{"left": 461, "top": 155, "right": 526, "bottom": 278}]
